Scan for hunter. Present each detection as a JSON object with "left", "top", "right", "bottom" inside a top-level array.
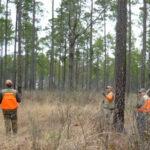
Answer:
[{"left": 0, "top": 80, "right": 21, "bottom": 135}]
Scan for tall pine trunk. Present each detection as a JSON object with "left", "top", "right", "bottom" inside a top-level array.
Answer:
[
  {"left": 30, "top": 0, "right": 36, "bottom": 90},
  {"left": 103, "top": 0, "right": 107, "bottom": 89},
  {"left": 13, "top": 4, "right": 18, "bottom": 89},
  {"left": 58, "top": 1, "right": 63, "bottom": 89},
  {"left": 89, "top": 0, "right": 93, "bottom": 90},
  {"left": 24, "top": 43, "right": 29, "bottom": 90},
  {"left": 127, "top": 0, "right": 132, "bottom": 96},
  {"left": 141, "top": 0, "right": 147, "bottom": 88},
  {"left": 49, "top": 0, "right": 55, "bottom": 89},
  {"left": 4, "top": 0, "right": 8, "bottom": 84},
  {"left": 69, "top": 38, "right": 75, "bottom": 90},
  {"left": 0, "top": 38, "right": 3, "bottom": 89},
  {"left": 0, "top": 17, "right": 4, "bottom": 89},
  {"left": 82, "top": 51, "right": 85, "bottom": 89},
  {"left": 114, "top": 0, "right": 127, "bottom": 132},
  {"left": 86, "top": 39, "right": 89, "bottom": 90},
  {"left": 63, "top": 39, "right": 67, "bottom": 89},
  {"left": 17, "top": 0, "right": 22, "bottom": 94},
  {"left": 149, "top": 48, "right": 150, "bottom": 87}
]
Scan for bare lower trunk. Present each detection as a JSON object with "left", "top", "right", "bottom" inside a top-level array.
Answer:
[
  {"left": 127, "top": 0, "right": 132, "bottom": 96},
  {"left": 17, "top": 0, "right": 22, "bottom": 94},
  {"left": 4, "top": 0, "right": 8, "bottom": 83},
  {"left": 0, "top": 42, "right": 3, "bottom": 89},
  {"left": 30, "top": 0, "right": 36, "bottom": 90},
  {"left": 114, "top": 0, "right": 127, "bottom": 132},
  {"left": 86, "top": 39, "right": 89, "bottom": 90},
  {"left": 49, "top": 0, "right": 55, "bottom": 89},
  {"left": 69, "top": 40, "right": 75, "bottom": 90},
  {"left": 89, "top": 0, "right": 93, "bottom": 90},
  {"left": 24, "top": 46, "right": 29, "bottom": 90},
  {"left": 13, "top": 5, "right": 18, "bottom": 89},
  {"left": 148, "top": 48, "right": 150, "bottom": 88},
  {"left": 63, "top": 39, "right": 67, "bottom": 89},
  {"left": 103, "top": 2, "right": 107, "bottom": 89},
  {"left": 141, "top": 0, "right": 147, "bottom": 88},
  {"left": 82, "top": 52, "right": 85, "bottom": 89}
]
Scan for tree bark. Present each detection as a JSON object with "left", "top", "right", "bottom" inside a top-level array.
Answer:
[
  {"left": 69, "top": 38, "right": 75, "bottom": 90},
  {"left": 86, "top": 39, "right": 89, "bottom": 90},
  {"left": 141, "top": 0, "right": 147, "bottom": 88},
  {"left": 0, "top": 17, "right": 4, "bottom": 89},
  {"left": 63, "top": 39, "right": 67, "bottom": 89},
  {"left": 127, "top": 0, "right": 132, "bottom": 96},
  {"left": 24, "top": 44, "right": 29, "bottom": 90},
  {"left": 0, "top": 39, "right": 3, "bottom": 89},
  {"left": 75, "top": 46, "right": 79, "bottom": 90},
  {"left": 103, "top": 0, "right": 107, "bottom": 90},
  {"left": 13, "top": 4, "right": 18, "bottom": 89},
  {"left": 82, "top": 51, "right": 85, "bottom": 89},
  {"left": 58, "top": 1, "right": 63, "bottom": 89},
  {"left": 17, "top": 0, "right": 22, "bottom": 94},
  {"left": 4, "top": 0, "right": 8, "bottom": 84},
  {"left": 113, "top": 0, "right": 127, "bottom": 132},
  {"left": 30, "top": 0, "right": 36, "bottom": 90},
  {"left": 148, "top": 48, "right": 150, "bottom": 88},
  {"left": 49, "top": 0, "right": 55, "bottom": 89},
  {"left": 96, "top": 54, "right": 99, "bottom": 90},
  {"left": 89, "top": 0, "right": 93, "bottom": 90}
]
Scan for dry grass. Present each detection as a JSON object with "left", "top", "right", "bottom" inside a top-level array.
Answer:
[{"left": 0, "top": 91, "right": 149, "bottom": 150}]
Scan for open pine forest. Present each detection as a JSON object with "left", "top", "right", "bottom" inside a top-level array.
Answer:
[{"left": 0, "top": 0, "right": 150, "bottom": 150}]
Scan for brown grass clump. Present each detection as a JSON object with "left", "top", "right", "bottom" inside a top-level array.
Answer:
[{"left": 0, "top": 91, "right": 149, "bottom": 150}]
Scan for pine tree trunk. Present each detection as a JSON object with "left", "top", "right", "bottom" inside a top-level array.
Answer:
[
  {"left": 0, "top": 40, "right": 3, "bottom": 89},
  {"left": 113, "top": 0, "right": 127, "bottom": 132},
  {"left": 24, "top": 44, "right": 29, "bottom": 90},
  {"left": 63, "top": 39, "right": 67, "bottom": 89},
  {"left": 0, "top": 18, "right": 4, "bottom": 89},
  {"left": 69, "top": 38, "right": 75, "bottom": 90},
  {"left": 127, "top": 0, "right": 132, "bottom": 96},
  {"left": 141, "top": 0, "right": 147, "bottom": 88},
  {"left": 96, "top": 54, "right": 99, "bottom": 90},
  {"left": 30, "top": 0, "right": 36, "bottom": 90},
  {"left": 17, "top": 0, "right": 22, "bottom": 94},
  {"left": 86, "top": 39, "right": 89, "bottom": 90},
  {"left": 148, "top": 48, "right": 150, "bottom": 88},
  {"left": 49, "top": 0, "right": 55, "bottom": 89},
  {"left": 39, "top": 73, "right": 44, "bottom": 90},
  {"left": 58, "top": 1, "right": 63, "bottom": 89},
  {"left": 103, "top": 1, "right": 107, "bottom": 89},
  {"left": 75, "top": 46, "right": 79, "bottom": 90},
  {"left": 89, "top": 0, "right": 93, "bottom": 90},
  {"left": 82, "top": 51, "right": 85, "bottom": 89},
  {"left": 4, "top": 0, "right": 8, "bottom": 84},
  {"left": 13, "top": 4, "right": 18, "bottom": 89}
]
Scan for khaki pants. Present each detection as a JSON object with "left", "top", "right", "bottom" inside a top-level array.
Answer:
[
  {"left": 3, "top": 110, "right": 18, "bottom": 135},
  {"left": 104, "top": 108, "right": 114, "bottom": 125}
]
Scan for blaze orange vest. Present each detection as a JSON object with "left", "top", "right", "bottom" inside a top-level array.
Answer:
[
  {"left": 1, "top": 93, "right": 18, "bottom": 110},
  {"left": 135, "top": 99, "right": 150, "bottom": 113}
]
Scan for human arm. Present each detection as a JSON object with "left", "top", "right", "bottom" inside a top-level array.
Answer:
[{"left": 16, "top": 91, "right": 21, "bottom": 103}]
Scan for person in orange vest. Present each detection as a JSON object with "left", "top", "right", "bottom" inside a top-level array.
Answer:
[
  {"left": 0, "top": 80, "right": 21, "bottom": 135},
  {"left": 135, "top": 88, "right": 150, "bottom": 139},
  {"left": 102, "top": 86, "right": 115, "bottom": 121}
]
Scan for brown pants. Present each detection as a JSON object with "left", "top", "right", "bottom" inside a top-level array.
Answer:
[{"left": 3, "top": 109, "right": 18, "bottom": 135}]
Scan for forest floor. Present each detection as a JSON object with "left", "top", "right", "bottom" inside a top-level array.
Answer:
[{"left": 0, "top": 91, "right": 149, "bottom": 150}]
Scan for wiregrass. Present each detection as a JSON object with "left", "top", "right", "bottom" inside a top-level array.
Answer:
[{"left": 0, "top": 91, "right": 149, "bottom": 150}]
